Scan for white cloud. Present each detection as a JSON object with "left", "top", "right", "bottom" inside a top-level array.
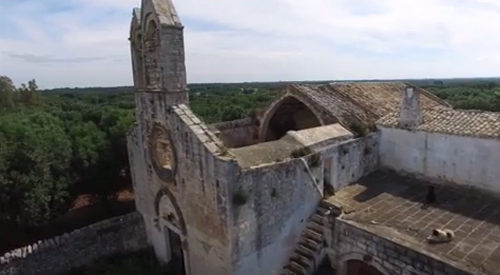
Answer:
[{"left": 0, "top": 0, "right": 499, "bottom": 88}]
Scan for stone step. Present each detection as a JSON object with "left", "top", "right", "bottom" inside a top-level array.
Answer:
[
  {"left": 299, "top": 238, "right": 321, "bottom": 252},
  {"left": 302, "top": 228, "right": 323, "bottom": 244},
  {"left": 310, "top": 214, "right": 324, "bottom": 225},
  {"left": 291, "top": 254, "right": 311, "bottom": 270},
  {"left": 288, "top": 261, "right": 308, "bottom": 275},
  {"left": 295, "top": 245, "right": 315, "bottom": 259},
  {"left": 307, "top": 221, "right": 323, "bottom": 235}
]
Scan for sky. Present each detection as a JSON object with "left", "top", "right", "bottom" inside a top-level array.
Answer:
[{"left": 1, "top": 0, "right": 500, "bottom": 89}]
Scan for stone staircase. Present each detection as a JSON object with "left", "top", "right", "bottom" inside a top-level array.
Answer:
[{"left": 281, "top": 202, "right": 332, "bottom": 275}]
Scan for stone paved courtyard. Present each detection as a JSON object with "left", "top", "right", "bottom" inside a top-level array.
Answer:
[{"left": 327, "top": 170, "right": 500, "bottom": 274}]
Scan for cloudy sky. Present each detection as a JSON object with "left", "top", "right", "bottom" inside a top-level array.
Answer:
[{"left": 1, "top": 0, "right": 500, "bottom": 89}]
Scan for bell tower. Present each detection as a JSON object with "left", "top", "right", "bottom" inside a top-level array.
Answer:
[
  {"left": 129, "top": 0, "right": 189, "bottom": 152},
  {"left": 130, "top": 0, "right": 189, "bottom": 121}
]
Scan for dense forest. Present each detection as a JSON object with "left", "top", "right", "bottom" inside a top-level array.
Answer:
[{"left": 0, "top": 75, "right": 499, "bottom": 253}]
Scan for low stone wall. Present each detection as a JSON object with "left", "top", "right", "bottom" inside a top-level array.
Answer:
[
  {"left": 326, "top": 219, "right": 475, "bottom": 275},
  {"left": 0, "top": 212, "right": 148, "bottom": 275}
]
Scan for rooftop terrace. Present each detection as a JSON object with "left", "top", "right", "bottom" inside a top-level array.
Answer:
[{"left": 327, "top": 171, "right": 500, "bottom": 274}]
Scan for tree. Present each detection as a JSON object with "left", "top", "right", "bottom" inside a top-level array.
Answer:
[
  {"left": 220, "top": 105, "right": 245, "bottom": 122},
  {"left": 18, "top": 79, "right": 38, "bottom": 106},
  {"left": 0, "top": 111, "right": 73, "bottom": 227},
  {"left": 0, "top": 76, "right": 15, "bottom": 110}
]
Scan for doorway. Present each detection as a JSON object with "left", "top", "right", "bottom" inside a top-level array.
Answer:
[
  {"left": 323, "top": 156, "right": 335, "bottom": 197},
  {"left": 346, "top": 260, "right": 383, "bottom": 275},
  {"left": 165, "top": 227, "right": 186, "bottom": 275}
]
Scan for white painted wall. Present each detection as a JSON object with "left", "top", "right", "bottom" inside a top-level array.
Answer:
[{"left": 379, "top": 127, "right": 500, "bottom": 193}]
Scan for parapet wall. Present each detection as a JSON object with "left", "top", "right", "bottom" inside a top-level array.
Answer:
[
  {"left": 326, "top": 219, "right": 474, "bottom": 275},
  {"left": 0, "top": 212, "right": 148, "bottom": 275},
  {"left": 323, "top": 133, "right": 380, "bottom": 191},
  {"left": 209, "top": 118, "right": 260, "bottom": 148}
]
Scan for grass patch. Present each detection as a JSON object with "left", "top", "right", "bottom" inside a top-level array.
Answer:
[{"left": 349, "top": 120, "right": 370, "bottom": 137}]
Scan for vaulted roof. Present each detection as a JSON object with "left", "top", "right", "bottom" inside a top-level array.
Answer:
[{"left": 284, "top": 82, "right": 451, "bottom": 128}]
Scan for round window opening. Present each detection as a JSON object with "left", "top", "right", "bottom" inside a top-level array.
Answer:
[{"left": 149, "top": 124, "right": 177, "bottom": 182}]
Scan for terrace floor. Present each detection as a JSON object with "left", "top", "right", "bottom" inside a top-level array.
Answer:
[{"left": 326, "top": 170, "right": 500, "bottom": 274}]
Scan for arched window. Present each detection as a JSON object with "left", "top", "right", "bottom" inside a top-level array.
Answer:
[
  {"left": 132, "top": 31, "right": 145, "bottom": 88},
  {"left": 144, "top": 20, "right": 161, "bottom": 89}
]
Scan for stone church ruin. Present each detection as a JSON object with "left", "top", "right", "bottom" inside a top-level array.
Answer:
[
  {"left": 2, "top": 0, "right": 500, "bottom": 275},
  {"left": 125, "top": 1, "right": 500, "bottom": 275}
]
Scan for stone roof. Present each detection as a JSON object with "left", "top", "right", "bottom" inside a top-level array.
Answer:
[
  {"left": 289, "top": 82, "right": 451, "bottom": 128},
  {"left": 377, "top": 109, "right": 500, "bottom": 139}
]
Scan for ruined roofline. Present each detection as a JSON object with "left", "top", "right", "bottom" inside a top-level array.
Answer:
[{"left": 172, "top": 104, "right": 237, "bottom": 161}]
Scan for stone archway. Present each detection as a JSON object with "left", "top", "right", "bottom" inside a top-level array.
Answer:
[
  {"left": 154, "top": 188, "right": 189, "bottom": 275},
  {"left": 338, "top": 252, "right": 389, "bottom": 275},
  {"left": 259, "top": 95, "right": 323, "bottom": 142},
  {"left": 346, "top": 260, "right": 384, "bottom": 275},
  {"left": 154, "top": 188, "right": 187, "bottom": 235}
]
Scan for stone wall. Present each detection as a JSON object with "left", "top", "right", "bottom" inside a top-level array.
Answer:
[
  {"left": 231, "top": 155, "right": 323, "bottom": 275},
  {"left": 326, "top": 219, "right": 474, "bottom": 275},
  {"left": 323, "top": 133, "right": 379, "bottom": 191},
  {"left": 379, "top": 127, "right": 500, "bottom": 194},
  {"left": 129, "top": 101, "right": 241, "bottom": 275},
  {"left": 210, "top": 118, "right": 260, "bottom": 148},
  {"left": 0, "top": 212, "right": 148, "bottom": 275}
]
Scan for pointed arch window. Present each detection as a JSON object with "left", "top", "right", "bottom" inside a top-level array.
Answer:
[{"left": 144, "top": 20, "right": 161, "bottom": 89}]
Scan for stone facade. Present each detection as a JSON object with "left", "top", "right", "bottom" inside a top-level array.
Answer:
[{"left": 0, "top": 213, "right": 147, "bottom": 275}]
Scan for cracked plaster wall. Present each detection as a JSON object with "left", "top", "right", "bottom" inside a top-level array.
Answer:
[{"left": 231, "top": 155, "right": 324, "bottom": 275}]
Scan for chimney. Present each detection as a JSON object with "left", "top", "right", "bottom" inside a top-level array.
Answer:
[{"left": 399, "top": 85, "right": 422, "bottom": 129}]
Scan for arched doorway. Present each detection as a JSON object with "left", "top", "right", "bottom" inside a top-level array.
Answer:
[
  {"left": 345, "top": 260, "right": 384, "bottom": 275},
  {"left": 260, "top": 96, "right": 322, "bottom": 141},
  {"left": 154, "top": 189, "right": 188, "bottom": 275}
]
